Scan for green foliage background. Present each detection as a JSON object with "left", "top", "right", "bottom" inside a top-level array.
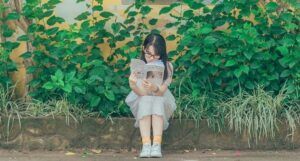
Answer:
[{"left": 0, "top": 0, "right": 299, "bottom": 118}]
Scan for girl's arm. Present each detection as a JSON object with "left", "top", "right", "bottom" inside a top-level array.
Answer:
[
  {"left": 129, "top": 72, "right": 147, "bottom": 96},
  {"left": 153, "top": 84, "right": 168, "bottom": 96},
  {"left": 156, "top": 62, "right": 173, "bottom": 96},
  {"left": 130, "top": 83, "right": 147, "bottom": 96}
]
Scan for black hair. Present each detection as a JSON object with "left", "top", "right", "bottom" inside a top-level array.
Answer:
[{"left": 141, "top": 33, "right": 169, "bottom": 81}]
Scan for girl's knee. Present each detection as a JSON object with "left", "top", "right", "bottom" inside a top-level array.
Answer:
[
  {"left": 140, "top": 115, "right": 151, "bottom": 120},
  {"left": 152, "top": 114, "right": 163, "bottom": 119}
]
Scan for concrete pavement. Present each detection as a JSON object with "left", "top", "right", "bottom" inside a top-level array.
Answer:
[{"left": 0, "top": 149, "right": 300, "bottom": 161}]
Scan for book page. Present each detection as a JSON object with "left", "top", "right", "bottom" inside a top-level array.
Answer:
[
  {"left": 145, "top": 64, "right": 164, "bottom": 85},
  {"left": 130, "top": 59, "right": 146, "bottom": 79},
  {"left": 130, "top": 59, "right": 165, "bottom": 94}
]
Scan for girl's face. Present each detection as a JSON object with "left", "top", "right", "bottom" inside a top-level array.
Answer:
[{"left": 144, "top": 45, "right": 160, "bottom": 63}]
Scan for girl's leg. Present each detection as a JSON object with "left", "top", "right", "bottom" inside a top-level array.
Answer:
[
  {"left": 152, "top": 114, "right": 163, "bottom": 144},
  {"left": 150, "top": 114, "right": 163, "bottom": 157},
  {"left": 139, "top": 115, "right": 152, "bottom": 144},
  {"left": 139, "top": 115, "right": 152, "bottom": 157}
]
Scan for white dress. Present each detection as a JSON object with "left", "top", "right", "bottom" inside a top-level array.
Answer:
[{"left": 125, "top": 60, "right": 176, "bottom": 130}]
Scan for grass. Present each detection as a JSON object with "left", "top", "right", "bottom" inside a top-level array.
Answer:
[
  {"left": 173, "top": 76, "right": 225, "bottom": 132},
  {"left": 0, "top": 85, "right": 97, "bottom": 121},
  {"left": 0, "top": 84, "right": 99, "bottom": 141},
  {"left": 172, "top": 76, "right": 300, "bottom": 146},
  {"left": 219, "top": 85, "right": 300, "bottom": 146},
  {"left": 0, "top": 82, "right": 299, "bottom": 145}
]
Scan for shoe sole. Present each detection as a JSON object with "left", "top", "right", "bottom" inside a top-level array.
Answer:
[{"left": 139, "top": 156, "right": 150, "bottom": 158}]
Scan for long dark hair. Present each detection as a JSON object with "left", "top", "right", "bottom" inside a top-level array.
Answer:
[{"left": 141, "top": 33, "right": 169, "bottom": 81}]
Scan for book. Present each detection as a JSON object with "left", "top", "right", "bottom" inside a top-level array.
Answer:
[{"left": 130, "top": 59, "right": 164, "bottom": 86}]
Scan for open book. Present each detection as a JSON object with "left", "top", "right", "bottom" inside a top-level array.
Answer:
[{"left": 130, "top": 59, "right": 164, "bottom": 86}]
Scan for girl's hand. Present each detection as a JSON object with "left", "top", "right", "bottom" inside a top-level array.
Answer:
[
  {"left": 129, "top": 72, "right": 138, "bottom": 86},
  {"left": 142, "top": 80, "right": 158, "bottom": 92}
]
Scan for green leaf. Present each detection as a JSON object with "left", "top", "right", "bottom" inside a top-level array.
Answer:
[
  {"left": 243, "top": 51, "right": 254, "bottom": 60},
  {"left": 90, "top": 96, "right": 101, "bottom": 107},
  {"left": 166, "top": 35, "right": 176, "bottom": 41},
  {"left": 296, "top": 35, "right": 300, "bottom": 43},
  {"left": 180, "top": 35, "right": 192, "bottom": 46},
  {"left": 65, "top": 71, "right": 76, "bottom": 81},
  {"left": 225, "top": 60, "right": 237, "bottom": 67},
  {"left": 80, "top": 20, "right": 90, "bottom": 29},
  {"left": 191, "top": 47, "right": 200, "bottom": 55},
  {"left": 128, "top": 11, "right": 138, "bottom": 17},
  {"left": 287, "top": 84, "right": 296, "bottom": 94},
  {"left": 55, "top": 69, "right": 64, "bottom": 80},
  {"left": 124, "top": 17, "right": 135, "bottom": 24},
  {"left": 6, "top": 12, "right": 20, "bottom": 20},
  {"left": 104, "top": 90, "right": 115, "bottom": 101},
  {"left": 279, "top": 57, "right": 291, "bottom": 67},
  {"left": 95, "top": 0, "right": 103, "bottom": 4},
  {"left": 159, "top": 6, "right": 172, "bottom": 15},
  {"left": 280, "top": 70, "right": 290, "bottom": 77},
  {"left": 159, "top": 3, "right": 181, "bottom": 15},
  {"left": 165, "top": 23, "right": 174, "bottom": 28},
  {"left": 276, "top": 46, "right": 288, "bottom": 55},
  {"left": 62, "top": 84, "right": 72, "bottom": 93},
  {"left": 199, "top": 25, "right": 212, "bottom": 34},
  {"left": 141, "top": 6, "right": 152, "bottom": 15},
  {"left": 38, "top": 10, "right": 53, "bottom": 20},
  {"left": 234, "top": 68, "right": 242, "bottom": 77},
  {"left": 2, "top": 41, "right": 20, "bottom": 51},
  {"left": 75, "top": 11, "right": 91, "bottom": 21},
  {"left": 208, "top": 66, "right": 218, "bottom": 74},
  {"left": 48, "top": 0, "right": 61, "bottom": 6},
  {"left": 45, "top": 27, "right": 59, "bottom": 35},
  {"left": 111, "top": 23, "right": 121, "bottom": 34},
  {"left": 42, "top": 82, "right": 55, "bottom": 90},
  {"left": 20, "top": 52, "right": 32, "bottom": 59},
  {"left": 201, "top": 54, "right": 210, "bottom": 63},
  {"left": 241, "top": 65, "right": 249, "bottom": 74},
  {"left": 266, "top": 2, "right": 278, "bottom": 12},
  {"left": 100, "top": 11, "right": 114, "bottom": 18},
  {"left": 27, "top": 66, "right": 37, "bottom": 74},
  {"left": 183, "top": 0, "right": 204, "bottom": 9},
  {"left": 47, "top": 16, "right": 65, "bottom": 25},
  {"left": 92, "top": 5, "right": 103, "bottom": 11},
  {"left": 214, "top": 77, "right": 222, "bottom": 85},
  {"left": 224, "top": 50, "right": 237, "bottom": 56},
  {"left": 250, "top": 61, "right": 261, "bottom": 69},
  {"left": 183, "top": 10, "right": 194, "bottom": 18},
  {"left": 211, "top": 57, "right": 222, "bottom": 66},
  {"left": 204, "top": 36, "right": 217, "bottom": 45},
  {"left": 280, "top": 12, "right": 293, "bottom": 22},
  {"left": 17, "top": 35, "right": 29, "bottom": 41},
  {"left": 3, "top": 25, "right": 14, "bottom": 37},
  {"left": 280, "top": 38, "right": 295, "bottom": 47},
  {"left": 74, "top": 86, "right": 86, "bottom": 94},
  {"left": 245, "top": 81, "right": 255, "bottom": 89},
  {"left": 149, "top": 18, "right": 158, "bottom": 25}
]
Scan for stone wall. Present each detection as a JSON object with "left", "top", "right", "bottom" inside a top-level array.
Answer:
[{"left": 0, "top": 117, "right": 299, "bottom": 151}]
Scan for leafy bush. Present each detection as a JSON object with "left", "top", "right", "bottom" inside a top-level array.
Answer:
[
  {"left": 0, "top": 3, "right": 18, "bottom": 87},
  {"left": 164, "top": 0, "right": 299, "bottom": 97},
  {"left": 0, "top": 0, "right": 299, "bottom": 118}
]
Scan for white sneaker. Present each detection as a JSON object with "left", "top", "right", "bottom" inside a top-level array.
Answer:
[
  {"left": 139, "top": 143, "right": 151, "bottom": 158},
  {"left": 150, "top": 143, "right": 162, "bottom": 158}
]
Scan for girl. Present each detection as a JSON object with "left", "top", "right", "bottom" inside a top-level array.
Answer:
[{"left": 125, "top": 33, "right": 176, "bottom": 158}]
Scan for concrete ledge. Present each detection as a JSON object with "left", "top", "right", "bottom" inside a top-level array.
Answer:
[{"left": 0, "top": 117, "right": 299, "bottom": 150}]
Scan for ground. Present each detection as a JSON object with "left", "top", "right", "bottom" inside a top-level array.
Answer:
[{"left": 1, "top": 149, "right": 300, "bottom": 161}]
